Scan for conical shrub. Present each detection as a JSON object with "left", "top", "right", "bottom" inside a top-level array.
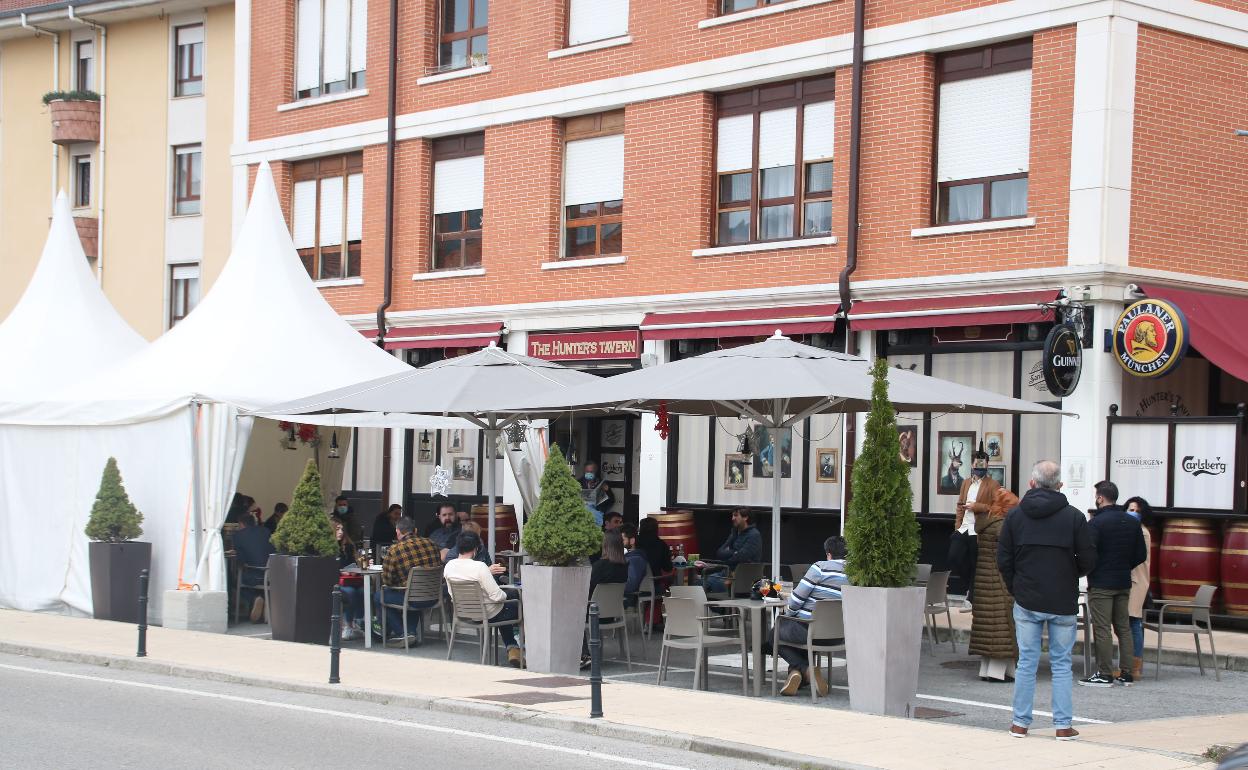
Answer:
[
  {"left": 272, "top": 459, "right": 337, "bottom": 557},
  {"left": 522, "top": 443, "right": 601, "bottom": 566},
  {"left": 84, "top": 457, "right": 144, "bottom": 543}
]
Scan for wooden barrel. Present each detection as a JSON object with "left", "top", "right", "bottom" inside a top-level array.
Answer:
[
  {"left": 470, "top": 503, "right": 518, "bottom": 556},
  {"left": 1221, "top": 521, "right": 1248, "bottom": 617},
  {"left": 1148, "top": 523, "right": 1162, "bottom": 598},
  {"left": 651, "top": 510, "right": 700, "bottom": 561},
  {"left": 1159, "top": 518, "right": 1221, "bottom": 606}
]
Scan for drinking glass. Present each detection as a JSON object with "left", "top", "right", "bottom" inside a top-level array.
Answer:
[{"left": 509, "top": 532, "right": 519, "bottom": 551}]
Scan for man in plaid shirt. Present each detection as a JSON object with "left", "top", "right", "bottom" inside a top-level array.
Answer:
[{"left": 375, "top": 517, "right": 441, "bottom": 645}]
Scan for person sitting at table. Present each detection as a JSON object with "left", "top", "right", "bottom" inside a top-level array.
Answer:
[
  {"left": 775, "top": 535, "right": 849, "bottom": 696},
  {"left": 371, "top": 503, "right": 403, "bottom": 549},
  {"left": 635, "top": 517, "right": 673, "bottom": 578},
  {"left": 264, "top": 502, "right": 287, "bottom": 535},
  {"left": 332, "top": 517, "right": 364, "bottom": 640},
  {"left": 428, "top": 503, "right": 462, "bottom": 558},
  {"left": 620, "top": 524, "right": 648, "bottom": 600},
  {"left": 696, "top": 508, "right": 762, "bottom": 595},
  {"left": 375, "top": 517, "right": 441, "bottom": 646},
  {"left": 444, "top": 530, "right": 523, "bottom": 668},
  {"left": 232, "top": 511, "right": 274, "bottom": 623},
  {"left": 443, "top": 521, "right": 493, "bottom": 567},
  {"left": 581, "top": 530, "right": 629, "bottom": 669}
]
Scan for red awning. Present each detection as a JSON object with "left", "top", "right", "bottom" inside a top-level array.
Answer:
[
  {"left": 640, "top": 304, "right": 840, "bottom": 341},
  {"left": 1140, "top": 285, "right": 1248, "bottom": 383},
  {"left": 360, "top": 322, "right": 504, "bottom": 350},
  {"left": 847, "top": 291, "right": 1056, "bottom": 331}
]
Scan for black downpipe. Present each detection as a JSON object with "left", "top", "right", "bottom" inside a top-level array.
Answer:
[
  {"left": 374, "top": 0, "right": 399, "bottom": 346},
  {"left": 838, "top": 0, "right": 866, "bottom": 338}
]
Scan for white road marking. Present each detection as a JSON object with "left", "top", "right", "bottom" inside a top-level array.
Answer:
[
  {"left": 826, "top": 685, "right": 1112, "bottom": 724},
  {"left": 0, "top": 662, "right": 695, "bottom": 770}
]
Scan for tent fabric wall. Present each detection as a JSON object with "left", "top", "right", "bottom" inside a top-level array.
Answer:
[{"left": 194, "top": 404, "right": 254, "bottom": 593}]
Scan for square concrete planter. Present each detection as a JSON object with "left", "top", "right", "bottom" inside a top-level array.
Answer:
[
  {"left": 267, "top": 554, "right": 339, "bottom": 644},
  {"left": 842, "top": 584, "right": 926, "bottom": 717},
  {"left": 89, "top": 541, "right": 151, "bottom": 624},
  {"left": 521, "top": 564, "right": 591, "bottom": 675},
  {"left": 163, "top": 590, "right": 227, "bottom": 633},
  {"left": 49, "top": 99, "right": 100, "bottom": 145}
]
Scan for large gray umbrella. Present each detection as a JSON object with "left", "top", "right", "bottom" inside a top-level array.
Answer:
[
  {"left": 253, "top": 343, "right": 600, "bottom": 553},
  {"left": 498, "top": 332, "right": 1067, "bottom": 577}
]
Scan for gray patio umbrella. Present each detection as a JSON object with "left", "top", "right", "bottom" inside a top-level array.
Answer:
[
  {"left": 497, "top": 332, "right": 1068, "bottom": 577},
  {"left": 253, "top": 343, "right": 600, "bottom": 553}
]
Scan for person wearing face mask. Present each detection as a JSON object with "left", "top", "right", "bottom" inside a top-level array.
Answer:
[
  {"left": 949, "top": 445, "right": 1000, "bottom": 604},
  {"left": 579, "top": 461, "right": 615, "bottom": 527},
  {"left": 332, "top": 495, "right": 357, "bottom": 541},
  {"left": 1123, "top": 496, "right": 1154, "bottom": 682}
]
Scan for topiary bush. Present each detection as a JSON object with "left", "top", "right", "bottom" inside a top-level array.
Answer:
[
  {"left": 523, "top": 443, "right": 601, "bottom": 567},
  {"left": 84, "top": 457, "right": 144, "bottom": 543},
  {"left": 844, "top": 357, "right": 920, "bottom": 587},
  {"left": 271, "top": 459, "right": 337, "bottom": 557}
]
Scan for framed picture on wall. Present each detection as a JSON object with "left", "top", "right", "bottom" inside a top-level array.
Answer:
[
  {"left": 600, "top": 452, "right": 626, "bottom": 483},
  {"left": 601, "top": 420, "right": 627, "bottom": 449},
  {"left": 417, "top": 448, "right": 433, "bottom": 464},
  {"left": 452, "top": 457, "right": 475, "bottom": 481},
  {"left": 936, "top": 431, "right": 975, "bottom": 495},
  {"left": 897, "top": 425, "right": 918, "bottom": 467},
  {"left": 816, "top": 449, "right": 839, "bottom": 484},
  {"left": 724, "top": 453, "right": 749, "bottom": 490},
  {"left": 984, "top": 431, "right": 1005, "bottom": 460},
  {"left": 987, "top": 465, "right": 1007, "bottom": 486},
  {"left": 448, "top": 429, "right": 465, "bottom": 454},
  {"left": 751, "top": 425, "right": 792, "bottom": 479}
]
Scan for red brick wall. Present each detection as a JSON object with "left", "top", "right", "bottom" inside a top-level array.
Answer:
[{"left": 1130, "top": 26, "right": 1248, "bottom": 281}]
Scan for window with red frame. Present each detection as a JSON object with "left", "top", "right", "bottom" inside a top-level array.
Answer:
[
  {"left": 292, "top": 154, "right": 363, "bottom": 281},
  {"left": 563, "top": 111, "right": 624, "bottom": 259}
]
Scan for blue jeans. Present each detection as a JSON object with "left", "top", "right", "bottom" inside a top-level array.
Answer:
[
  {"left": 1130, "top": 616, "right": 1144, "bottom": 660},
  {"left": 339, "top": 584, "right": 363, "bottom": 626},
  {"left": 374, "top": 587, "right": 436, "bottom": 637},
  {"left": 1012, "top": 604, "right": 1076, "bottom": 730}
]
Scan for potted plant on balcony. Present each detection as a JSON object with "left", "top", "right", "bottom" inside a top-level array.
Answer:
[
  {"left": 42, "top": 90, "right": 101, "bottom": 145},
  {"left": 269, "top": 459, "right": 340, "bottom": 643},
  {"left": 841, "top": 357, "right": 924, "bottom": 717},
  {"left": 521, "top": 443, "right": 601, "bottom": 674},
  {"left": 85, "top": 457, "right": 150, "bottom": 623}
]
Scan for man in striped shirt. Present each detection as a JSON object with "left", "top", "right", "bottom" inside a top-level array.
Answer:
[{"left": 777, "top": 536, "right": 849, "bottom": 696}]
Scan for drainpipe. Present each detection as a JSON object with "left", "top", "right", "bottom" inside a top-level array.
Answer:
[
  {"left": 374, "top": 0, "right": 399, "bottom": 347},
  {"left": 68, "top": 6, "right": 106, "bottom": 284},
  {"left": 22, "top": 14, "right": 59, "bottom": 206}
]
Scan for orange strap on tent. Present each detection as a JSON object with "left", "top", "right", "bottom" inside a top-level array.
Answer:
[{"left": 176, "top": 405, "right": 203, "bottom": 591}]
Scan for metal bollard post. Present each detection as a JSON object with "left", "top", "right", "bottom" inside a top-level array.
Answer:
[
  {"left": 136, "top": 569, "right": 149, "bottom": 658},
  {"left": 329, "top": 586, "right": 343, "bottom": 684},
  {"left": 588, "top": 601, "right": 603, "bottom": 718}
]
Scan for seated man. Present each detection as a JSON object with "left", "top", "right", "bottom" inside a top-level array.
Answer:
[
  {"left": 443, "top": 521, "right": 493, "bottom": 567},
  {"left": 776, "top": 536, "right": 849, "bottom": 696},
  {"left": 620, "top": 524, "right": 648, "bottom": 605},
  {"left": 444, "top": 531, "right": 523, "bottom": 668},
  {"left": 374, "top": 516, "right": 441, "bottom": 646},
  {"left": 428, "top": 503, "right": 462, "bottom": 559},
  {"left": 232, "top": 511, "right": 274, "bottom": 623},
  {"left": 697, "top": 507, "right": 761, "bottom": 594}
]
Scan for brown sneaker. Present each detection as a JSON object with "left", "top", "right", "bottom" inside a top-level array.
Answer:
[
  {"left": 507, "top": 647, "right": 523, "bottom": 668},
  {"left": 811, "top": 666, "right": 828, "bottom": 697},
  {"left": 780, "top": 669, "right": 803, "bottom": 696},
  {"left": 249, "top": 596, "right": 265, "bottom": 623},
  {"left": 1008, "top": 724, "right": 1028, "bottom": 738},
  {"left": 1055, "top": 728, "right": 1080, "bottom": 741}
]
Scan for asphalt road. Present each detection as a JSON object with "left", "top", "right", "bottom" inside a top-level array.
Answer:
[{"left": 0, "top": 652, "right": 774, "bottom": 770}]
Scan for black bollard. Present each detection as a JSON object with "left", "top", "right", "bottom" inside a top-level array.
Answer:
[
  {"left": 329, "top": 586, "right": 343, "bottom": 684},
  {"left": 136, "top": 569, "right": 149, "bottom": 658},
  {"left": 588, "top": 601, "right": 603, "bottom": 718}
]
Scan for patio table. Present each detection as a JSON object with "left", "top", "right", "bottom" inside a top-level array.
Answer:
[
  {"left": 706, "top": 596, "right": 786, "bottom": 696},
  {"left": 340, "top": 565, "right": 383, "bottom": 649},
  {"left": 496, "top": 550, "right": 527, "bottom": 584}
]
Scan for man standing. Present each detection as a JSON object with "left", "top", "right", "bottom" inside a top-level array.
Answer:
[
  {"left": 696, "top": 508, "right": 761, "bottom": 595},
  {"left": 376, "top": 517, "right": 441, "bottom": 645},
  {"left": 1081, "top": 481, "right": 1147, "bottom": 687},
  {"left": 950, "top": 447, "right": 1001, "bottom": 602},
  {"left": 776, "top": 536, "right": 849, "bottom": 696},
  {"left": 998, "top": 460, "right": 1096, "bottom": 740},
  {"left": 428, "top": 503, "right": 461, "bottom": 558}
]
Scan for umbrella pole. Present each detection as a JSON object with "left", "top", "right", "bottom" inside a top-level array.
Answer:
[
  {"left": 770, "top": 411, "right": 783, "bottom": 580},
  {"left": 485, "top": 420, "right": 499, "bottom": 558}
]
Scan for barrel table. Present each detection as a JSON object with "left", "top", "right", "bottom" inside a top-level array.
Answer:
[
  {"left": 1159, "top": 518, "right": 1221, "bottom": 608},
  {"left": 1222, "top": 521, "right": 1248, "bottom": 617},
  {"left": 652, "top": 510, "right": 700, "bottom": 563},
  {"left": 1148, "top": 524, "right": 1162, "bottom": 598},
  {"left": 470, "top": 503, "right": 519, "bottom": 557}
]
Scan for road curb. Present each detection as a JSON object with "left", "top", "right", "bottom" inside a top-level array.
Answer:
[{"left": 0, "top": 639, "right": 878, "bottom": 770}]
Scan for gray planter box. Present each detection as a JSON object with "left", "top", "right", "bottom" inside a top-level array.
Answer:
[
  {"left": 842, "top": 584, "right": 926, "bottom": 717},
  {"left": 89, "top": 541, "right": 151, "bottom": 623},
  {"left": 521, "top": 564, "right": 591, "bottom": 675},
  {"left": 267, "top": 554, "right": 339, "bottom": 644}
]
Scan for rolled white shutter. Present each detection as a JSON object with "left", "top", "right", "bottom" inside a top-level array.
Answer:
[
  {"left": 171, "top": 263, "right": 200, "bottom": 280},
  {"left": 757, "top": 107, "right": 796, "bottom": 169},
  {"left": 346, "top": 172, "right": 363, "bottom": 241},
  {"left": 350, "top": 0, "right": 367, "bottom": 76},
  {"left": 937, "top": 68, "right": 1032, "bottom": 182},
  {"left": 296, "top": 0, "right": 322, "bottom": 93},
  {"left": 564, "top": 134, "right": 624, "bottom": 207},
  {"left": 322, "top": 0, "right": 349, "bottom": 85},
  {"left": 178, "top": 25, "right": 204, "bottom": 45},
  {"left": 716, "top": 114, "right": 753, "bottom": 173},
  {"left": 568, "top": 0, "right": 628, "bottom": 46},
  {"left": 433, "top": 156, "right": 485, "bottom": 214},
  {"left": 319, "top": 175, "right": 344, "bottom": 246},
  {"left": 292, "top": 180, "right": 317, "bottom": 248},
  {"left": 802, "top": 100, "right": 834, "bottom": 161}
]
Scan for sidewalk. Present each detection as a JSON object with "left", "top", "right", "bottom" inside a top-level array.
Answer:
[{"left": 2, "top": 610, "right": 1243, "bottom": 770}]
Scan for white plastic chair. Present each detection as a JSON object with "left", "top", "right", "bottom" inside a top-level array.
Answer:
[
  {"left": 657, "top": 597, "right": 747, "bottom": 693},
  {"left": 588, "top": 582, "right": 631, "bottom": 671},
  {"left": 923, "top": 570, "right": 956, "bottom": 653},
  {"left": 445, "top": 578, "right": 522, "bottom": 665},
  {"left": 771, "top": 599, "right": 846, "bottom": 702}
]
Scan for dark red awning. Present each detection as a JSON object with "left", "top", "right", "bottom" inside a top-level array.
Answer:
[
  {"left": 847, "top": 291, "right": 1056, "bottom": 331},
  {"left": 640, "top": 304, "right": 840, "bottom": 341},
  {"left": 1140, "top": 285, "right": 1248, "bottom": 383},
  {"left": 360, "top": 322, "right": 504, "bottom": 350}
]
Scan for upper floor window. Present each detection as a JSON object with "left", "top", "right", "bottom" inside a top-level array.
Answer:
[
  {"left": 75, "top": 40, "right": 94, "bottom": 90},
  {"left": 432, "top": 134, "right": 484, "bottom": 270},
  {"left": 174, "top": 24, "right": 204, "bottom": 97},
  {"left": 439, "top": 0, "right": 487, "bottom": 71},
  {"left": 73, "top": 155, "right": 92, "bottom": 209},
  {"left": 169, "top": 263, "right": 201, "bottom": 327},
  {"left": 564, "top": 111, "right": 623, "bottom": 258},
  {"left": 292, "top": 153, "right": 363, "bottom": 281},
  {"left": 173, "top": 145, "right": 202, "bottom": 216},
  {"left": 296, "top": 0, "right": 367, "bottom": 99},
  {"left": 568, "top": 0, "right": 627, "bottom": 46},
  {"left": 721, "top": 0, "right": 796, "bottom": 13},
  {"left": 935, "top": 39, "right": 1032, "bottom": 225},
  {"left": 715, "top": 76, "right": 835, "bottom": 246}
]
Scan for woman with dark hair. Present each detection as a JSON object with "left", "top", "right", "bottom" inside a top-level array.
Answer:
[
  {"left": 1123, "top": 496, "right": 1154, "bottom": 680},
  {"left": 581, "top": 531, "right": 628, "bottom": 669},
  {"left": 332, "top": 517, "right": 364, "bottom": 640},
  {"left": 635, "top": 517, "right": 673, "bottom": 577}
]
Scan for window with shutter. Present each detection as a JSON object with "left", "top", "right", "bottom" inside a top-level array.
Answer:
[
  {"left": 568, "top": 0, "right": 628, "bottom": 47},
  {"left": 169, "top": 263, "right": 201, "bottom": 327},
  {"left": 295, "top": 0, "right": 366, "bottom": 100},
  {"left": 562, "top": 111, "right": 624, "bottom": 259},
  {"left": 174, "top": 24, "right": 204, "bottom": 97},
  {"left": 291, "top": 153, "right": 364, "bottom": 280},
  {"left": 720, "top": 0, "right": 802, "bottom": 14},
  {"left": 432, "top": 134, "right": 485, "bottom": 270},
  {"left": 934, "top": 38, "right": 1032, "bottom": 225},
  {"left": 173, "top": 145, "right": 202, "bottom": 216}
]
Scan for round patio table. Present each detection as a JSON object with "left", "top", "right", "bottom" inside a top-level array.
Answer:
[{"left": 705, "top": 596, "right": 786, "bottom": 696}]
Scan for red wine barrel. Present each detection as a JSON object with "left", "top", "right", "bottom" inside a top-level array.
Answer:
[
  {"left": 1148, "top": 523, "right": 1162, "bottom": 598},
  {"left": 1159, "top": 518, "right": 1221, "bottom": 608},
  {"left": 470, "top": 503, "right": 518, "bottom": 557},
  {"left": 1221, "top": 521, "right": 1248, "bottom": 617},
  {"left": 652, "top": 510, "right": 700, "bottom": 562}
]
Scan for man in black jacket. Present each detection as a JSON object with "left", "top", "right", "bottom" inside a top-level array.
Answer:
[
  {"left": 1081, "top": 480, "right": 1148, "bottom": 687},
  {"left": 998, "top": 460, "right": 1096, "bottom": 741}
]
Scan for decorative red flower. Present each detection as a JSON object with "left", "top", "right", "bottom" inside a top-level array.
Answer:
[
  {"left": 297, "top": 424, "right": 318, "bottom": 443},
  {"left": 654, "top": 401, "right": 670, "bottom": 441}
]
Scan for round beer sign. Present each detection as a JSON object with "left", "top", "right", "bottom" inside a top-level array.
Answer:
[
  {"left": 1042, "top": 324, "right": 1082, "bottom": 397},
  {"left": 1112, "top": 299, "right": 1188, "bottom": 378}
]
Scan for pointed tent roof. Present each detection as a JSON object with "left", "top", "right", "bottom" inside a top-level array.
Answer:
[
  {"left": 0, "top": 193, "right": 145, "bottom": 401},
  {"left": 0, "top": 163, "right": 409, "bottom": 424}
]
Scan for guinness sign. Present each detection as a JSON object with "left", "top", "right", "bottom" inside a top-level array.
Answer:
[
  {"left": 1112, "top": 299, "right": 1188, "bottom": 378},
  {"left": 1042, "top": 323, "right": 1082, "bottom": 397}
]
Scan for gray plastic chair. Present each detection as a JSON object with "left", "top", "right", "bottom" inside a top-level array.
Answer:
[
  {"left": 730, "top": 562, "right": 766, "bottom": 598},
  {"left": 912, "top": 563, "right": 932, "bottom": 586},
  {"left": 923, "top": 570, "right": 956, "bottom": 653},
  {"left": 445, "top": 578, "right": 523, "bottom": 665},
  {"left": 787, "top": 563, "right": 812, "bottom": 583},
  {"left": 233, "top": 554, "right": 271, "bottom": 625},
  {"left": 771, "top": 599, "right": 845, "bottom": 702},
  {"left": 381, "top": 566, "right": 445, "bottom": 650},
  {"left": 627, "top": 564, "right": 657, "bottom": 654},
  {"left": 657, "top": 597, "right": 747, "bottom": 693},
  {"left": 1144, "top": 584, "right": 1219, "bottom": 680},
  {"left": 588, "top": 582, "right": 631, "bottom": 671}
]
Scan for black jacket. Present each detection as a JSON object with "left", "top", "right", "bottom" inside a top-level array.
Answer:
[
  {"left": 997, "top": 487, "right": 1096, "bottom": 616},
  {"left": 716, "top": 525, "right": 762, "bottom": 568},
  {"left": 1087, "top": 506, "right": 1148, "bottom": 590}
]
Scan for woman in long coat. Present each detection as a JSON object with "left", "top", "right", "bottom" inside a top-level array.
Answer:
[{"left": 968, "top": 487, "right": 1020, "bottom": 681}]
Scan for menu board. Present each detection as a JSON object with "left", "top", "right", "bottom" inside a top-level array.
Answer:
[{"left": 1107, "top": 423, "right": 1169, "bottom": 506}]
